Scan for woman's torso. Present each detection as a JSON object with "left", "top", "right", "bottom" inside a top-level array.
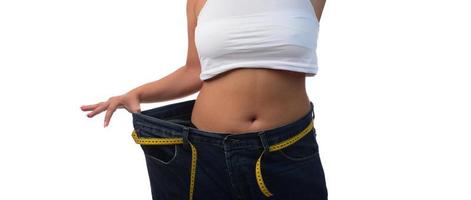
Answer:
[
  {"left": 190, "top": 0, "right": 318, "bottom": 134},
  {"left": 191, "top": 68, "right": 311, "bottom": 134}
]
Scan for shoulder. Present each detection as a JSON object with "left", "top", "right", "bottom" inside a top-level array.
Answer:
[{"left": 184, "top": 0, "right": 203, "bottom": 68}]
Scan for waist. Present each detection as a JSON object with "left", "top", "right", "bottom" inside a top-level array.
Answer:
[
  {"left": 191, "top": 68, "right": 311, "bottom": 134},
  {"left": 131, "top": 98, "right": 315, "bottom": 145}
]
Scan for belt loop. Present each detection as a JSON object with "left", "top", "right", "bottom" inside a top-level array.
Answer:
[
  {"left": 182, "top": 126, "right": 190, "bottom": 151},
  {"left": 258, "top": 131, "right": 270, "bottom": 152}
]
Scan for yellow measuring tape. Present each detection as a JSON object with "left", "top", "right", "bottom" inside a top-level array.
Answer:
[
  {"left": 255, "top": 120, "right": 314, "bottom": 197},
  {"left": 131, "top": 120, "right": 314, "bottom": 199},
  {"left": 131, "top": 131, "right": 197, "bottom": 200}
]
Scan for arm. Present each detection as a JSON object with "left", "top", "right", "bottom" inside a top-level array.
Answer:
[
  {"left": 312, "top": 0, "right": 326, "bottom": 22},
  {"left": 127, "top": 0, "right": 203, "bottom": 103}
]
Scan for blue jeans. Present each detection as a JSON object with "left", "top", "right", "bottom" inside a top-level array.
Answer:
[{"left": 131, "top": 99, "right": 328, "bottom": 200}]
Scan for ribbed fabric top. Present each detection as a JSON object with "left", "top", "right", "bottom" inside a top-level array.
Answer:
[{"left": 195, "top": 0, "right": 320, "bottom": 81}]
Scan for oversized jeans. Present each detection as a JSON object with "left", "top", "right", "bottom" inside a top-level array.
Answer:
[{"left": 131, "top": 99, "right": 328, "bottom": 200}]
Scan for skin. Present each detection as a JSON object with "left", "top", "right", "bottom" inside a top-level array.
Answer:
[{"left": 80, "top": 0, "right": 326, "bottom": 132}]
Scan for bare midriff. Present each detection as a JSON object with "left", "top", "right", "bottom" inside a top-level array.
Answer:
[{"left": 191, "top": 68, "right": 312, "bottom": 135}]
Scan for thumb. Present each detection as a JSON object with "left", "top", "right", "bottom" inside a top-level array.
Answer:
[{"left": 129, "top": 105, "right": 141, "bottom": 113}]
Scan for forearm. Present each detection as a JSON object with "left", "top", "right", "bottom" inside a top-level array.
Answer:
[{"left": 127, "top": 65, "right": 203, "bottom": 103}]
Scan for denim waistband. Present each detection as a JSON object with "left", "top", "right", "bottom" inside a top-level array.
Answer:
[{"left": 131, "top": 98, "right": 315, "bottom": 149}]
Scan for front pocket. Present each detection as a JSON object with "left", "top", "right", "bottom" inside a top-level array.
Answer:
[
  {"left": 278, "top": 128, "right": 319, "bottom": 162},
  {"left": 133, "top": 126, "right": 181, "bottom": 165},
  {"left": 142, "top": 144, "right": 178, "bottom": 165}
]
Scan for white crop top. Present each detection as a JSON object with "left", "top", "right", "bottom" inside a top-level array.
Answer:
[{"left": 195, "top": 0, "right": 320, "bottom": 81}]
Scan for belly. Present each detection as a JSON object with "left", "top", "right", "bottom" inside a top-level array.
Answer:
[{"left": 191, "top": 67, "right": 312, "bottom": 134}]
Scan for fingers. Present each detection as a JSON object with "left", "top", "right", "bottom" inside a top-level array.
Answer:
[
  {"left": 80, "top": 102, "right": 101, "bottom": 111},
  {"left": 86, "top": 103, "right": 108, "bottom": 118},
  {"left": 104, "top": 103, "right": 118, "bottom": 127},
  {"left": 82, "top": 95, "right": 138, "bottom": 128}
]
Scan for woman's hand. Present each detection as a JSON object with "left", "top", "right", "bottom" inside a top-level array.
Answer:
[{"left": 80, "top": 91, "right": 141, "bottom": 127}]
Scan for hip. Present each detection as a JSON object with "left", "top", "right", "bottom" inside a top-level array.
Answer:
[{"left": 130, "top": 97, "right": 327, "bottom": 199}]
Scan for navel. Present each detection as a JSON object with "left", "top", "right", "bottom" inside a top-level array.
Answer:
[{"left": 249, "top": 115, "right": 258, "bottom": 123}]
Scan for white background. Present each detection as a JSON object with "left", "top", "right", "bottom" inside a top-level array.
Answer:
[{"left": 1, "top": 0, "right": 470, "bottom": 199}]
